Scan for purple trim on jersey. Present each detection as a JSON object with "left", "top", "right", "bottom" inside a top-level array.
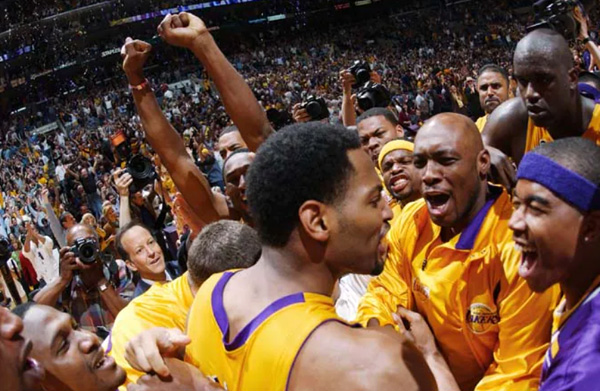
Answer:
[
  {"left": 105, "top": 331, "right": 112, "bottom": 354},
  {"left": 455, "top": 185, "right": 502, "bottom": 250},
  {"left": 539, "top": 285, "right": 600, "bottom": 391},
  {"left": 211, "top": 271, "right": 306, "bottom": 351},
  {"left": 212, "top": 271, "right": 235, "bottom": 336},
  {"left": 518, "top": 153, "right": 600, "bottom": 212},
  {"left": 285, "top": 319, "right": 362, "bottom": 391}
]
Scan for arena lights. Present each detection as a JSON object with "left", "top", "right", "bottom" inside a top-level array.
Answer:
[{"left": 110, "top": 0, "right": 259, "bottom": 27}]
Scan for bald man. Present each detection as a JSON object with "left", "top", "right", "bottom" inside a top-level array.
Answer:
[
  {"left": 357, "top": 113, "right": 559, "bottom": 391},
  {"left": 483, "top": 29, "right": 600, "bottom": 173},
  {"left": 33, "top": 224, "right": 129, "bottom": 335}
]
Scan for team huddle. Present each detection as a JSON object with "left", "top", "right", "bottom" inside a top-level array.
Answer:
[{"left": 3, "top": 9, "right": 600, "bottom": 391}]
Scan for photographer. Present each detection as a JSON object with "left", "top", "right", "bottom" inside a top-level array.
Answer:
[
  {"left": 32, "top": 224, "right": 130, "bottom": 336},
  {"left": 339, "top": 64, "right": 384, "bottom": 126}
]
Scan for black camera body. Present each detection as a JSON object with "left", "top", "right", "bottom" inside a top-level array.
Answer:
[
  {"left": 126, "top": 154, "right": 157, "bottom": 194},
  {"left": 301, "top": 96, "right": 330, "bottom": 121},
  {"left": 348, "top": 61, "right": 372, "bottom": 89},
  {"left": 357, "top": 82, "right": 392, "bottom": 112},
  {"left": 71, "top": 237, "right": 100, "bottom": 265},
  {"left": 528, "top": 0, "right": 581, "bottom": 39}
]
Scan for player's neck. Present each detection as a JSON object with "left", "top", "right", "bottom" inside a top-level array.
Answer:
[
  {"left": 249, "top": 244, "right": 337, "bottom": 298},
  {"left": 562, "top": 251, "right": 600, "bottom": 311},
  {"left": 441, "top": 183, "right": 488, "bottom": 243},
  {"left": 548, "top": 96, "right": 590, "bottom": 139}
]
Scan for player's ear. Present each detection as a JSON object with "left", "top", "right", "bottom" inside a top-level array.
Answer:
[
  {"left": 298, "top": 200, "right": 330, "bottom": 243},
  {"left": 568, "top": 66, "right": 579, "bottom": 92},
  {"left": 582, "top": 210, "right": 600, "bottom": 244},
  {"left": 477, "top": 148, "right": 491, "bottom": 180}
]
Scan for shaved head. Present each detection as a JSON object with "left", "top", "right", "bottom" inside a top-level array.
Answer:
[
  {"left": 66, "top": 224, "right": 98, "bottom": 245},
  {"left": 417, "top": 113, "right": 484, "bottom": 156},
  {"left": 413, "top": 113, "right": 490, "bottom": 231},
  {"left": 513, "top": 28, "right": 579, "bottom": 129},
  {"left": 515, "top": 29, "right": 574, "bottom": 72}
]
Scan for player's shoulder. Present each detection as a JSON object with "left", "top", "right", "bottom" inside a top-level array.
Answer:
[
  {"left": 483, "top": 98, "right": 529, "bottom": 143},
  {"left": 288, "top": 321, "right": 435, "bottom": 391}
]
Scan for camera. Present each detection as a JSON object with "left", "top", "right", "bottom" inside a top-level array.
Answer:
[
  {"left": 356, "top": 82, "right": 392, "bottom": 112},
  {"left": 111, "top": 130, "right": 157, "bottom": 193},
  {"left": 348, "top": 61, "right": 372, "bottom": 88},
  {"left": 71, "top": 237, "right": 100, "bottom": 265},
  {"left": 301, "top": 96, "right": 330, "bottom": 121},
  {"left": 528, "top": 0, "right": 581, "bottom": 39},
  {"left": 126, "top": 154, "right": 157, "bottom": 193}
]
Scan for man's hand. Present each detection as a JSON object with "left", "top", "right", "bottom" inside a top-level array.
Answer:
[
  {"left": 41, "top": 188, "right": 51, "bottom": 205},
  {"left": 393, "top": 307, "right": 438, "bottom": 358},
  {"left": 113, "top": 169, "right": 133, "bottom": 197},
  {"left": 157, "top": 12, "right": 209, "bottom": 50},
  {"left": 574, "top": 6, "right": 589, "bottom": 41},
  {"left": 125, "top": 328, "right": 191, "bottom": 378},
  {"left": 292, "top": 103, "right": 311, "bottom": 123},
  {"left": 121, "top": 38, "right": 152, "bottom": 86},
  {"left": 127, "top": 358, "right": 222, "bottom": 391},
  {"left": 339, "top": 70, "right": 356, "bottom": 95},
  {"left": 58, "top": 246, "right": 87, "bottom": 285},
  {"left": 486, "top": 146, "right": 516, "bottom": 194}
]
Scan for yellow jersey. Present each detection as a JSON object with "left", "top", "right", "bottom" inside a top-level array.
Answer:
[
  {"left": 107, "top": 273, "right": 194, "bottom": 390},
  {"left": 525, "top": 104, "right": 600, "bottom": 153},
  {"left": 356, "top": 186, "right": 560, "bottom": 391},
  {"left": 186, "top": 271, "right": 346, "bottom": 391},
  {"left": 475, "top": 115, "right": 488, "bottom": 133}
]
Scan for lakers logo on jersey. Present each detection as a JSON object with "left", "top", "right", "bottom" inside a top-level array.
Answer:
[{"left": 466, "top": 303, "right": 499, "bottom": 334}]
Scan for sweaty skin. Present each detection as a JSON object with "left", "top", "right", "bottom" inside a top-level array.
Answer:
[{"left": 483, "top": 29, "right": 596, "bottom": 164}]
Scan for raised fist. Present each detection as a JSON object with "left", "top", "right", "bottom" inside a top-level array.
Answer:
[
  {"left": 157, "top": 12, "right": 209, "bottom": 49},
  {"left": 121, "top": 38, "right": 152, "bottom": 84}
]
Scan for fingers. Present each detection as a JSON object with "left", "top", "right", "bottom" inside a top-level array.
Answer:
[
  {"left": 126, "top": 338, "right": 162, "bottom": 375},
  {"left": 179, "top": 12, "right": 190, "bottom": 27},
  {"left": 397, "top": 306, "right": 421, "bottom": 322}
]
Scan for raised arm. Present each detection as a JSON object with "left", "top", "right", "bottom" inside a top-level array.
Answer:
[
  {"left": 121, "top": 38, "right": 223, "bottom": 225},
  {"left": 157, "top": 12, "right": 274, "bottom": 151},
  {"left": 113, "top": 169, "right": 134, "bottom": 227},
  {"left": 40, "top": 188, "right": 66, "bottom": 247}
]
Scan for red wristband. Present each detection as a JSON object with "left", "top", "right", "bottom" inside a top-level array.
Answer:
[{"left": 129, "top": 79, "right": 150, "bottom": 91}]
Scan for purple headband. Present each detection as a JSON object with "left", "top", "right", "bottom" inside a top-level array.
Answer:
[
  {"left": 578, "top": 83, "right": 600, "bottom": 103},
  {"left": 517, "top": 153, "right": 600, "bottom": 212}
]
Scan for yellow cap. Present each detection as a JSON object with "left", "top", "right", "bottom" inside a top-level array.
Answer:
[{"left": 378, "top": 140, "right": 414, "bottom": 170}]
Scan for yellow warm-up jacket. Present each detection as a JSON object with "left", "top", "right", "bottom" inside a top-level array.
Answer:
[{"left": 356, "top": 186, "right": 560, "bottom": 391}]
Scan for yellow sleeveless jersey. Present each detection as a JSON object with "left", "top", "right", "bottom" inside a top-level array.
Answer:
[
  {"left": 475, "top": 115, "right": 488, "bottom": 133},
  {"left": 186, "top": 271, "right": 347, "bottom": 391},
  {"left": 525, "top": 104, "right": 600, "bottom": 153},
  {"left": 107, "top": 273, "right": 194, "bottom": 390}
]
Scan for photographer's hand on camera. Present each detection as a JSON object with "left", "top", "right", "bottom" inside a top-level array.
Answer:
[
  {"left": 340, "top": 69, "right": 357, "bottom": 126},
  {"left": 58, "top": 247, "right": 87, "bottom": 286},
  {"left": 114, "top": 169, "right": 133, "bottom": 197},
  {"left": 292, "top": 103, "right": 311, "bottom": 123}
]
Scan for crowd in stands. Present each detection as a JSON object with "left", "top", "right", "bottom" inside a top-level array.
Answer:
[{"left": 2, "top": 0, "right": 600, "bottom": 391}]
